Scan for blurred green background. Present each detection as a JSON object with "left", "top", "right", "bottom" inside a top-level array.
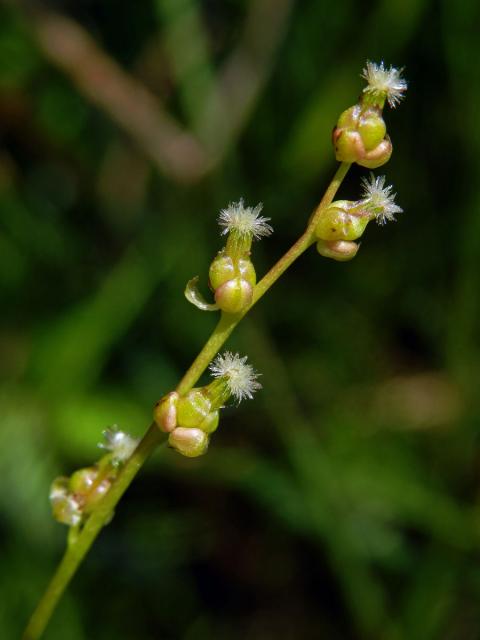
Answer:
[{"left": 1, "top": 0, "right": 480, "bottom": 638}]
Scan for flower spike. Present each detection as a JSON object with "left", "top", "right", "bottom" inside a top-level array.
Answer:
[
  {"left": 360, "top": 173, "right": 403, "bottom": 225},
  {"left": 361, "top": 61, "right": 407, "bottom": 109},
  {"left": 209, "top": 351, "right": 262, "bottom": 403},
  {"left": 218, "top": 199, "right": 273, "bottom": 240}
]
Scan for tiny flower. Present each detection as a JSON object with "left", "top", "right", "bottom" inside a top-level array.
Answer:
[
  {"left": 361, "top": 61, "right": 407, "bottom": 108},
  {"left": 99, "top": 426, "right": 139, "bottom": 464},
  {"left": 360, "top": 173, "right": 403, "bottom": 225},
  {"left": 209, "top": 351, "right": 261, "bottom": 403},
  {"left": 218, "top": 199, "right": 273, "bottom": 240}
]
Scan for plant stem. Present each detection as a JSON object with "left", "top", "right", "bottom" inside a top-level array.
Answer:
[{"left": 23, "top": 162, "right": 350, "bottom": 640}]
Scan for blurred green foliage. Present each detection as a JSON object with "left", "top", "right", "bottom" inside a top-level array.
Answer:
[{"left": 1, "top": 0, "right": 480, "bottom": 638}]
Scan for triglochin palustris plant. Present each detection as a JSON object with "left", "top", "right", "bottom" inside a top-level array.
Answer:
[{"left": 26, "top": 60, "right": 408, "bottom": 640}]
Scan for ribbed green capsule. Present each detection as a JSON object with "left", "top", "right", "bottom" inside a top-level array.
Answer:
[
  {"left": 176, "top": 389, "right": 219, "bottom": 434},
  {"left": 315, "top": 201, "right": 370, "bottom": 242}
]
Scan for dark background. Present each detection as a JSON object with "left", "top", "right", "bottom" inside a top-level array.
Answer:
[{"left": 1, "top": 0, "right": 480, "bottom": 638}]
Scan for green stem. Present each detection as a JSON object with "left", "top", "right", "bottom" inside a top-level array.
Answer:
[{"left": 22, "top": 162, "right": 350, "bottom": 640}]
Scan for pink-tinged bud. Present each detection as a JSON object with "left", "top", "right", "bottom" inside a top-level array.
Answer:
[
  {"left": 154, "top": 391, "right": 179, "bottom": 432},
  {"left": 316, "top": 240, "right": 359, "bottom": 262},
  {"left": 214, "top": 277, "right": 253, "bottom": 314},
  {"left": 315, "top": 201, "right": 370, "bottom": 242},
  {"left": 168, "top": 427, "right": 209, "bottom": 458},
  {"left": 332, "top": 105, "right": 392, "bottom": 169}
]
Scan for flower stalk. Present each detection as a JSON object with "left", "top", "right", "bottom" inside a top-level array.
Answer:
[{"left": 24, "top": 59, "right": 408, "bottom": 640}]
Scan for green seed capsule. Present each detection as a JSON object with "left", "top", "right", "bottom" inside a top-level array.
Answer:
[
  {"left": 177, "top": 389, "right": 212, "bottom": 427},
  {"left": 175, "top": 389, "right": 220, "bottom": 434}
]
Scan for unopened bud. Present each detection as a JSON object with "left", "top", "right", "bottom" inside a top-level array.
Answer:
[
  {"left": 315, "top": 200, "right": 370, "bottom": 242},
  {"left": 316, "top": 239, "right": 359, "bottom": 262},
  {"left": 214, "top": 277, "right": 253, "bottom": 314},
  {"left": 154, "top": 391, "right": 179, "bottom": 432},
  {"left": 168, "top": 427, "right": 209, "bottom": 458}
]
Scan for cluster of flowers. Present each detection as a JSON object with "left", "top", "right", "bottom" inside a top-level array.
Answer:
[
  {"left": 50, "top": 428, "right": 139, "bottom": 527},
  {"left": 154, "top": 351, "right": 261, "bottom": 457},
  {"left": 319, "top": 60, "right": 406, "bottom": 260}
]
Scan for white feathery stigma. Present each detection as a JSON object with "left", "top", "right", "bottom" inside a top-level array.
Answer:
[
  {"left": 361, "top": 60, "right": 407, "bottom": 108},
  {"left": 360, "top": 173, "right": 403, "bottom": 225},
  {"left": 99, "top": 426, "right": 139, "bottom": 463},
  {"left": 218, "top": 199, "right": 273, "bottom": 240},
  {"left": 209, "top": 351, "right": 262, "bottom": 403}
]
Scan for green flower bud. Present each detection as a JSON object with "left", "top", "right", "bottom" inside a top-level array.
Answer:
[
  {"left": 315, "top": 200, "right": 370, "bottom": 242},
  {"left": 168, "top": 427, "right": 209, "bottom": 458},
  {"left": 316, "top": 239, "right": 359, "bottom": 262},
  {"left": 154, "top": 391, "right": 179, "bottom": 433},
  {"left": 214, "top": 277, "right": 253, "bottom": 314},
  {"left": 177, "top": 389, "right": 219, "bottom": 434}
]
